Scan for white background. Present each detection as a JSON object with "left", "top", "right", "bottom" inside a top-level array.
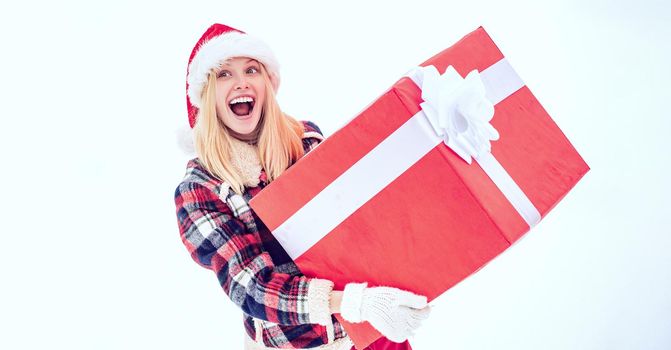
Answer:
[{"left": 1, "top": 0, "right": 669, "bottom": 349}]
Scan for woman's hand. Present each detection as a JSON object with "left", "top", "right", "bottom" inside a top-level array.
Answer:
[{"left": 338, "top": 282, "right": 431, "bottom": 343}]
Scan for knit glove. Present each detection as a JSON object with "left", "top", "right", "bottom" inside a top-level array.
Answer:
[{"left": 340, "top": 282, "right": 431, "bottom": 343}]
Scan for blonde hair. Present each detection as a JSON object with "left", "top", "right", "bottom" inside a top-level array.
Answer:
[{"left": 192, "top": 62, "right": 304, "bottom": 194}]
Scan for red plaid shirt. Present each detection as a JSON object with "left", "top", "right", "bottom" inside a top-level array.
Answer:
[{"left": 175, "top": 121, "right": 348, "bottom": 348}]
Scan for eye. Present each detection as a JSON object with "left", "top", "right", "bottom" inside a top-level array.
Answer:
[
  {"left": 217, "top": 70, "right": 232, "bottom": 78},
  {"left": 246, "top": 67, "right": 259, "bottom": 74}
]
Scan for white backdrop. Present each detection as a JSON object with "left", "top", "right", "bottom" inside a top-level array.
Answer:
[{"left": 1, "top": 0, "right": 669, "bottom": 349}]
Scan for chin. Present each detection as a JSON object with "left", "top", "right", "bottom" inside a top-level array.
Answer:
[
  {"left": 237, "top": 125, "right": 256, "bottom": 134},
  {"left": 232, "top": 116, "right": 261, "bottom": 135}
]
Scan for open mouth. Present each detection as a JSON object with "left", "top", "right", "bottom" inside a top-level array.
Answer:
[{"left": 229, "top": 96, "right": 256, "bottom": 118}]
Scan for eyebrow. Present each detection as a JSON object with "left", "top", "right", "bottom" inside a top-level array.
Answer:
[{"left": 222, "top": 58, "right": 256, "bottom": 66}]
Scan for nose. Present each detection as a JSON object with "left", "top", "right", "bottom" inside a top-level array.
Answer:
[{"left": 234, "top": 75, "right": 249, "bottom": 90}]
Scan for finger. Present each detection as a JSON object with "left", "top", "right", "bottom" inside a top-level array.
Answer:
[
  {"left": 394, "top": 308, "right": 423, "bottom": 330},
  {"left": 406, "top": 316, "right": 422, "bottom": 330},
  {"left": 406, "top": 308, "right": 430, "bottom": 328},
  {"left": 397, "top": 291, "right": 428, "bottom": 309},
  {"left": 412, "top": 305, "right": 431, "bottom": 320}
]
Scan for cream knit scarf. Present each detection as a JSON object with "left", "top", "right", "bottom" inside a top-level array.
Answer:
[{"left": 229, "top": 137, "right": 263, "bottom": 188}]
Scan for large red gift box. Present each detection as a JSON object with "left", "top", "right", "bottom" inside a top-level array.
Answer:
[{"left": 250, "top": 27, "right": 589, "bottom": 349}]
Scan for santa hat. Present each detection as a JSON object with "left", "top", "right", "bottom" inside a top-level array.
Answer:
[{"left": 185, "top": 23, "right": 280, "bottom": 128}]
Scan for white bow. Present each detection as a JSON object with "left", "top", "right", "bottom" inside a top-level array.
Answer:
[{"left": 409, "top": 65, "right": 499, "bottom": 164}]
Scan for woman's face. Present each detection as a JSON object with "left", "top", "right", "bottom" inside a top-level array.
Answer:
[{"left": 214, "top": 57, "right": 266, "bottom": 135}]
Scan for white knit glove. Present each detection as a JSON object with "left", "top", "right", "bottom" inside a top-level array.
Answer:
[{"left": 340, "top": 282, "right": 431, "bottom": 343}]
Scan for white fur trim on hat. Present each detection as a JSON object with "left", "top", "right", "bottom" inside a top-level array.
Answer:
[
  {"left": 176, "top": 124, "right": 196, "bottom": 157},
  {"left": 187, "top": 31, "right": 280, "bottom": 109}
]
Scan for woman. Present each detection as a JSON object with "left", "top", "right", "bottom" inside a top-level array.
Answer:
[{"left": 175, "top": 24, "right": 430, "bottom": 350}]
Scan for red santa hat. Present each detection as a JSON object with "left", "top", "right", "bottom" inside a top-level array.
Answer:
[{"left": 185, "top": 23, "right": 280, "bottom": 129}]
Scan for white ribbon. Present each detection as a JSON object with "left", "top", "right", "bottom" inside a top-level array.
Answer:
[
  {"left": 407, "top": 64, "right": 541, "bottom": 227},
  {"left": 408, "top": 65, "right": 499, "bottom": 164}
]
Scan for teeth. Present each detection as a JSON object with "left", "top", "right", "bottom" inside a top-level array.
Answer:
[{"left": 229, "top": 96, "right": 254, "bottom": 104}]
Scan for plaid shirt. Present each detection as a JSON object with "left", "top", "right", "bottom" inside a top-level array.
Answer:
[{"left": 175, "top": 121, "right": 348, "bottom": 349}]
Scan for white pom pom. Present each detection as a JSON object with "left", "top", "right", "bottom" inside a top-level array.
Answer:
[{"left": 176, "top": 125, "right": 196, "bottom": 157}]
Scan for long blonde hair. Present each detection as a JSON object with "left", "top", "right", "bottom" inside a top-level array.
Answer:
[{"left": 192, "top": 62, "right": 305, "bottom": 194}]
